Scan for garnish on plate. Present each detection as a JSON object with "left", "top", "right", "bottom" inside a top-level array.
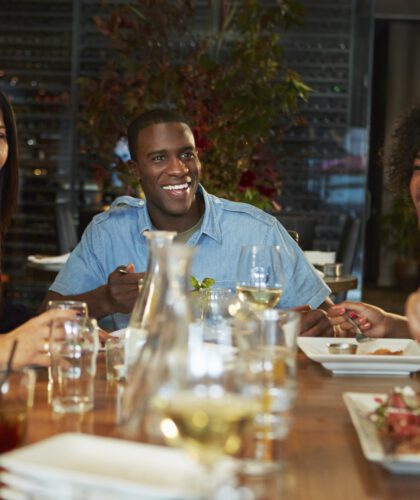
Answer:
[{"left": 370, "top": 386, "right": 420, "bottom": 455}]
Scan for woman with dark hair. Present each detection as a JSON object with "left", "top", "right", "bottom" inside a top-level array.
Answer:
[
  {"left": 0, "top": 89, "right": 19, "bottom": 238},
  {"left": 0, "top": 90, "right": 75, "bottom": 368},
  {"left": 329, "top": 104, "right": 420, "bottom": 341}
]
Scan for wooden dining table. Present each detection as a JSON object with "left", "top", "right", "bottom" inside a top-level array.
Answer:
[{"left": 18, "top": 352, "right": 420, "bottom": 500}]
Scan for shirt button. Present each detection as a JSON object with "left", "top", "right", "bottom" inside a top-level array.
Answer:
[{"left": 139, "top": 200, "right": 144, "bottom": 206}]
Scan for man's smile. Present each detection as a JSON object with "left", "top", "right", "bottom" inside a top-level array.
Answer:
[{"left": 161, "top": 182, "right": 190, "bottom": 191}]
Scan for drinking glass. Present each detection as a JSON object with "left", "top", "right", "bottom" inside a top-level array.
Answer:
[
  {"left": 0, "top": 368, "right": 36, "bottom": 453},
  {"left": 234, "top": 309, "right": 300, "bottom": 473},
  {"left": 47, "top": 300, "right": 88, "bottom": 316},
  {"left": 192, "top": 287, "right": 237, "bottom": 342},
  {"left": 236, "top": 245, "right": 284, "bottom": 314},
  {"left": 105, "top": 336, "right": 125, "bottom": 383},
  {"left": 46, "top": 301, "right": 89, "bottom": 400},
  {"left": 50, "top": 316, "right": 99, "bottom": 413},
  {"left": 151, "top": 338, "right": 261, "bottom": 498}
]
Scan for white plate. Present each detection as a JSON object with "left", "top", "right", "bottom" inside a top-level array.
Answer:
[
  {"left": 0, "top": 433, "right": 202, "bottom": 499},
  {"left": 297, "top": 337, "right": 420, "bottom": 375},
  {"left": 343, "top": 392, "right": 420, "bottom": 474}
]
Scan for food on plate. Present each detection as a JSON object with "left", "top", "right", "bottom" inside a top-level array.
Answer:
[
  {"left": 370, "top": 386, "right": 420, "bottom": 455},
  {"left": 369, "top": 348, "right": 403, "bottom": 356}
]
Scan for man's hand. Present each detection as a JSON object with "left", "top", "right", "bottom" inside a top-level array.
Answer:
[
  {"left": 106, "top": 264, "right": 144, "bottom": 314},
  {"left": 297, "top": 308, "right": 334, "bottom": 337}
]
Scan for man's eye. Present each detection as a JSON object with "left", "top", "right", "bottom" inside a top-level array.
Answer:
[
  {"left": 152, "top": 155, "right": 165, "bottom": 162},
  {"left": 180, "top": 151, "right": 195, "bottom": 160},
  {"left": 0, "top": 133, "right": 7, "bottom": 141}
]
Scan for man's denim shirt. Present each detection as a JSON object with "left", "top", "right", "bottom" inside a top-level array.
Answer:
[{"left": 50, "top": 185, "right": 331, "bottom": 330}]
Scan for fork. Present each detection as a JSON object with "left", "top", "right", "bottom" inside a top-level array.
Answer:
[{"left": 345, "top": 313, "right": 372, "bottom": 343}]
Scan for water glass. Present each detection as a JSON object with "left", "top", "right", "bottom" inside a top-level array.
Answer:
[
  {"left": 50, "top": 317, "right": 99, "bottom": 414},
  {"left": 192, "top": 288, "right": 237, "bottom": 342},
  {"left": 47, "top": 300, "right": 88, "bottom": 316},
  {"left": 0, "top": 368, "right": 36, "bottom": 453},
  {"left": 105, "top": 337, "right": 125, "bottom": 382}
]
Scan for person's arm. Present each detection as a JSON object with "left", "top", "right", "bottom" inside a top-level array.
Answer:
[
  {"left": 41, "top": 264, "right": 144, "bottom": 319},
  {"left": 328, "top": 301, "right": 410, "bottom": 339},
  {"left": 406, "top": 290, "right": 420, "bottom": 341},
  {"left": 0, "top": 309, "right": 77, "bottom": 368}
]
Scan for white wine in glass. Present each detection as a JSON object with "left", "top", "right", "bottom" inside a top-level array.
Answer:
[
  {"left": 153, "top": 391, "right": 260, "bottom": 468},
  {"left": 151, "top": 344, "right": 261, "bottom": 497},
  {"left": 236, "top": 245, "right": 284, "bottom": 312}
]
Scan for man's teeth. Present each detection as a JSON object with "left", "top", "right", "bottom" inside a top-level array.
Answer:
[{"left": 162, "top": 183, "right": 188, "bottom": 191}]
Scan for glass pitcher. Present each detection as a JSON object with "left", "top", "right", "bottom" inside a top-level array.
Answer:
[
  {"left": 124, "top": 230, "right": 176, "bottom": 374},
  {"left": 121, "top": 243, "right": 196, "bottom": 437}
]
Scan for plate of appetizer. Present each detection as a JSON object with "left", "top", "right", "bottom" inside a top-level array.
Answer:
[
  {"left": 343, "top": 387, "right": 420, "bottom": 474},
  {"left": 297, "top": 337, "right": 420, "bottom": 375}
]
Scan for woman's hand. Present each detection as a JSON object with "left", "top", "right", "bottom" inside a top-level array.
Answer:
[
  {"left": 328, "top": 301, "right": 409, "bottom": 339},
  {"left": 0, "top": 309, "right": 77, "bottom": 368}
]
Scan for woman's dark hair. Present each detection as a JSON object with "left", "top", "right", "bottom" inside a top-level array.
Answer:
[
  {"left": 385, "top": 103, "right": 420, "bottom": 196},
  {"left": 0, "top": 90, "right": 18, "bottom": 238}
]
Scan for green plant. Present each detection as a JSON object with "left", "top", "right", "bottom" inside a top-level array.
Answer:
[
  {"left": 78, "top": 0, "right": 309, "bottom": 208},
  {"left": 382, "top": 194, "right": 420, "bottom": 259},
  {"left": 190, "top": 276, "right": 215, "bottom": 291}
]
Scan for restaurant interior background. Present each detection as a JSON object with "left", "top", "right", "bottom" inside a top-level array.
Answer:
[{"left": 0, "top": 0, "right": 419, "bottom": 314}]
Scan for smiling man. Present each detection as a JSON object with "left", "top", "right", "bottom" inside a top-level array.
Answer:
[{"left": 44, "top": 108, "right": 333, "bottom": 334}]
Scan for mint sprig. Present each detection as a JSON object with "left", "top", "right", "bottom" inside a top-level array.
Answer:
[{"left": 190, "top": 276, "right": 215, "bottom": 291}]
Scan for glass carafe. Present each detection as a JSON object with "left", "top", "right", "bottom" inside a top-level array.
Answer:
[
  {"left": 124, "top": 231, "right": 176, "bottom": 374},
  {"left": 121, "top": 243, "right": 196, "bottom": 438}
]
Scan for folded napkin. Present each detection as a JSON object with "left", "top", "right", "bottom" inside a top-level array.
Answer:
[
  {"left": 304, "top": 251, "right": 336, "bottom": 266},
  {"left": 0, "top": 433, "right": 208, "bottom": 500},
  {"left": 27, "top": 253, "right": 70, "bottom": 265}
]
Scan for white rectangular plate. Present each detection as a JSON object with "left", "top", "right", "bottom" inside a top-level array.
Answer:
[
  {"left": 343, "top": 392, "right": 420, "bottom": 474},
  {"left": 297, "top": 337, "right": 420, "bottom": 375},
  {"left": 0, "top": 433, "right": 202, "bottom": 499}
]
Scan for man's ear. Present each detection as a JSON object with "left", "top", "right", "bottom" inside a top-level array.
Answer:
[{"left": 127, "top": 160, "right": 140, "bottom": 180}]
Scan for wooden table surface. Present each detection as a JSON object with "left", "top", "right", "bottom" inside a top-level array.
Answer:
[{"left": 20, "top": 353, "right": 420, "bottom": 500}]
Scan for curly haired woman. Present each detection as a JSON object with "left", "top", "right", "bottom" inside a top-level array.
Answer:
[{"left": 329, "top": 104, "right": 420, "bottom": 341}]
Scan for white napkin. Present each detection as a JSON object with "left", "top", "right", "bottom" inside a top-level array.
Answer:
[
  {"left": 304, "top": 251, "right": 336, "bottom": 266},
  {"left": 27, "top": 253, "right": 70, "bottom": 264}
]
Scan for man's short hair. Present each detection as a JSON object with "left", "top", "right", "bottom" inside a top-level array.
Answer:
[{"left": 127, "top": 108, "right": 192, "bottom": 160}]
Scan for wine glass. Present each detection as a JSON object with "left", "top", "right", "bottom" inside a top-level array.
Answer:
[
  {"left": 151, "top": 338, "right": 261, "bottom": 498},
  {"left": 236, "top": 245, "right": 284, "bottom": 314},
  {"left": 234, "top": 310, "right": 301, "bottom": 474}
]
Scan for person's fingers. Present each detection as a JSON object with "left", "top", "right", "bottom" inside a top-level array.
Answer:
[
  {"left": 32, "top": 352, "right": 50, "bottom": 367},
  {"left": 333, "top": 301, "right": 368, "bottom": 314},
  {"left": 300, "top": 310, "right": 333, "bottom": 337},
  {"left": 126, "top": 263, "right": 135, "bottom": 273},
  {"left": 111, "top": 272, "right": 143, "bottom": 284},
  {"left": 327, "top": 306, "right": 347, "bottom": 317}
]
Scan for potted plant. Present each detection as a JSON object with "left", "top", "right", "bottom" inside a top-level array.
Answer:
[
  {"left": 78, "top": 0, "right": 309, "bottom": 209},
  {"left": 382, "top": 194, "right": 420, "bottom": 287}
]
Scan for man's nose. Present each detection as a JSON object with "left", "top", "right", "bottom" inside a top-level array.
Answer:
[{"left": 166, "top": 156, "right": 188, "bottom": 175}]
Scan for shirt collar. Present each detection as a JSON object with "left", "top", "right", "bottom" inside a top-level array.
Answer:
[
  {"left": 196, "top": 184, "right": 222, "bottom": 243},
  {"left": 137, "top": 184, "right": 222, "bottom": 243}
]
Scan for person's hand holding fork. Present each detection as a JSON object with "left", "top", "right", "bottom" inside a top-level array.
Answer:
[{"left": 328, "top": 301, "right": 411, "bottom": 339}]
